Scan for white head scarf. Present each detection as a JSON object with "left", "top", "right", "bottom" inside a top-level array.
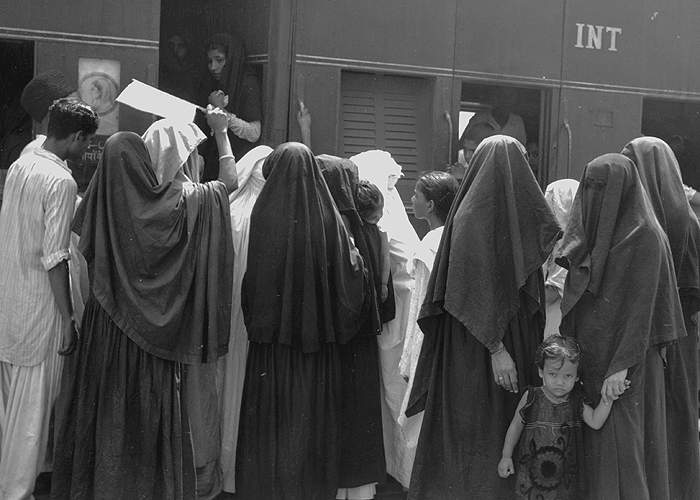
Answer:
[
  {"left": 141, "top": 119, "right": 207, "bottom": 184},
  {"left": 544, "top": 179, "right": 579, "bottom": 229},
  {"left": 229, "top": 145, "right": 272, "bottom": 204},
  {"left": 351, "top": 149, "right": 418, "bottom": 350}
]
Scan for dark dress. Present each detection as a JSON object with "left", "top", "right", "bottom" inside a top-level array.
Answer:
[
  {"left": 515, "top": 386, "right": 585, "bottom": 500},
  {"left": 621, "top": 137, "right": 700, "bottom": 500},
  {"left": 236, "top": 144, "right": 366, "bottom": 500},
  {"left": 50, "top": 132, "right": 233, "bottom": 500},
  {"left": 406, "top": 136, "right": 561, "bottom": 499},
  {"left": 557, "top": 153, "right": 685, "bottom": 500},
  {"left": 51, "top": 297, "right": 195, "bottom": 499},
  {"left": 316, "top": 155, "right": 390, "bottom": 490}
]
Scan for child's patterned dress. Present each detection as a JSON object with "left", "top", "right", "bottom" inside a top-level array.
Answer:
[{"left": 515, "top": 386, "right": 585, "bottom": 500}]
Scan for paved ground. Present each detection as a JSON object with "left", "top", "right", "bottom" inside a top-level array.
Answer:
[{"left": 35, "top": 473, "right": 407, "bottom": 499}]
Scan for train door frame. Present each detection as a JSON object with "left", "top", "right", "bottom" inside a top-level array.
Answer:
[{"left": 457, "top": 80, "right": 554, "bottom": 187}]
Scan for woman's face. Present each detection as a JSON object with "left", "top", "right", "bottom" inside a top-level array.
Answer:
[
  {"left": 207, "top": 48, "right": 227, "bottom": 81},
  {"left": 412, "top": 186, "right": 432, "bottom": 220}
]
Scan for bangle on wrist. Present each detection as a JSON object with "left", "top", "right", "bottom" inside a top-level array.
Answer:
[
  {"left": 489, "top": 342, "right": 506, "bottom": 356},
  {"left": 219, "top": 154, "right": 235, "bottom": 161}
]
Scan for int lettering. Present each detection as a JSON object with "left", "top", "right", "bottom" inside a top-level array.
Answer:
[{"left": 574, "top": 23, "right": 622, "bottom": 52}]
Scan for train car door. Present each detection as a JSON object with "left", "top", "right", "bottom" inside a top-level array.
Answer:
[{"left": 458, "top": 82, "right": 552, "bottom": 186}]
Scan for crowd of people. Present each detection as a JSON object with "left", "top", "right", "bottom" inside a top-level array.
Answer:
[{"left": 0, "top": 44, "right": 699, "bottom": 500}]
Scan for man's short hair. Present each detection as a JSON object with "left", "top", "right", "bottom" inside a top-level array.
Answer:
[{"left": 46, "top": 99, "right": 99, "bottom": 140}]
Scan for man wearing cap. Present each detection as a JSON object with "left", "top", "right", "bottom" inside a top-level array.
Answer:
[
  {"left": 0, "top": 71, "right": 75, "bottom": 208},
  {"left": 0, "top": 98, "right": 98, "bottom": 499}
]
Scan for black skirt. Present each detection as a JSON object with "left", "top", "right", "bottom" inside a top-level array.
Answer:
[
  {"left": 235, "top": 341, "right": 342, "bottom": 500},
  {"left": 51, "top": 296, "right": 195, "bottom": 500},
  {"left": 406, "top": 287, "right": 543, "bottom": 500}
]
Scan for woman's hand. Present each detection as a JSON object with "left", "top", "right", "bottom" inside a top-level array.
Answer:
[
  {"left": 208, "top": 90, "right": 229, "bottom": 109},
  {"left": 601, "top": 368, "right": 628, "bottom": 403},
  {"left": 491, "top": 347, "right": 518, "bottom": 393},
  {"left": 498, "top": 457, "right": 515, "bottom": 478},
  {"left": 206, "top": 105, "right": 229, "bottom": 135}
]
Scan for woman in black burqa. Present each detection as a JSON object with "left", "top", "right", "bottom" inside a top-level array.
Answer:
[
  {"left": 50, "top": 125, "right": 235, "bottom": 499},
  {"left": 556, "top": 153, "right": 685, "bottom": 499},
  {"left": 405, "top": 135, "right": 560, "bottom": 499},
  {"left": 235, "top": 143, "right": 367, "bottom": 500},
  {"left": 317, "top": 154, "right": 390, "bottom": 499},
  {"left": 621, "top": 137, "right": 700, "bottom": 500}
]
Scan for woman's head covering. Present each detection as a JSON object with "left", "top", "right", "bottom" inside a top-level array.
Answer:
[
  {"left": 542, "top": 179, "right": 579, "bottom": 294},
  {"left": 316, "top": 154, "right": 361, "bottom": 219},
  {"left": 351, "top": 149, "right": 419, "bottom": 252},
  {"left": 621, "top": 137, "right": 700, "bottom": 289},
  {"left": 243, "top": 142, "right": 366, "bottom": 352},
  {"left": 545, "top": 179, "right": 579, "bottom": 229},
  {"left": 141, "top": 119, "right": 206, "bottom": 184},
  {"left": 316, "top": 154, "right": 384, "bottom": 336},
  {"left": 555, "top": 153, "right": 684, "bottom": 387},
  {"left": 230, "top": 145, "right": 272, "bottom": 203},
  {"left": 73, "top": 131, "right": 233, "bottom": 363},
  {"left": 420, "top": 135, "right": 561, "bottom": 348},
  {"left": 202, "top": 33, "right": 246, "bottom": 109}
]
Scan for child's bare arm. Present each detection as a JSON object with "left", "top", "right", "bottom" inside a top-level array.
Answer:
[
  {"left": 498, "top": 391, "right": 528, "bottom": 478},
  {"left": 380, "top": 230, "right": 391, "bottom": 301},
  {"left": 583, "top": 379, "right": 631, "bottom": 430},
  {"left": 582, "top": 400, "right": 613, "bottom": 430}
]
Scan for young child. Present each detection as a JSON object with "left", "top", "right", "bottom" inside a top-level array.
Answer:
[
  {"left": 497, "top": 334, "right": 630, "bottom": 499},
  {"left": 356, "top": 180, "right": 391, "bottom": 304}
]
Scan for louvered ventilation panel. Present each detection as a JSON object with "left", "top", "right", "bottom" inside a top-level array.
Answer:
[{"left": 341, "top": 73, "right": 423, "bottom": 206}]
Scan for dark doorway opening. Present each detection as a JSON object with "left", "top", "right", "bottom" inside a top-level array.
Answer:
[
  {"left": 0, "top": 39, "right": 34, "bottom": 171},
  {"left": 458, "top": 82, "right": 549, "bottom": 186},
  {"left": 642, "top": 97, "right": 700, "bottom": 191}
]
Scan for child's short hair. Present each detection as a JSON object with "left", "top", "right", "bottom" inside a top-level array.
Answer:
[
  {"left": 356, "top": 180, "right": 384, "bottom": 221},
  {"left": 535, "top": 334, "right": 581, "bottom": 369}
]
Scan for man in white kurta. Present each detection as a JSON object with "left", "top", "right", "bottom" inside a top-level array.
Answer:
[{"left": 0, "top": 98, "right": 96, "bottom": 499}]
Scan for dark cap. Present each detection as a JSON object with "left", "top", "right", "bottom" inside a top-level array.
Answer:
[{"left": 20, "top": 70, "right": 74, "bottom": 123}]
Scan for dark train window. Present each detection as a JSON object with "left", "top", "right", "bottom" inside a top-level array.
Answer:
[{"left": 642, "top": 98, "right": 700, "bottom": 191}]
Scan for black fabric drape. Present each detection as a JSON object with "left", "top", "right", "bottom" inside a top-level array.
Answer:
[
  {"left": 73, "top": 131, "right": 233, "bottom": 364},
  {"left": 405, "top": 135, "right": 556, "bottom": 499},
  {"left": 243, "top": 143, "right": 366, "bottom": 352},
  {"left": 622, "top": 137, "right": 700, "bottom": 500},
  {"left": 556, "top": 153, "right": 685, "bottom": 500}
]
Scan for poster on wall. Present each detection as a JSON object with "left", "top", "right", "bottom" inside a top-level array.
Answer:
[
  {"left": 78, "top": 57, "right": 120, "bottom": 135},
  {"left": 71, "top": 58, "right": 120, "bottom": 191}
]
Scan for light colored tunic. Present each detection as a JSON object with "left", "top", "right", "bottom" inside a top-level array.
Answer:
[{"left": 0, "top": 146, "right": 75, "bottom": 499}]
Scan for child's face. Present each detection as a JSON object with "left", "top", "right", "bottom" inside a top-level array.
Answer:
[
  {"left": 539, "top": 358, "right": 579, "bottom": 399},
  {"left": 363, "top": 205, "right": 384, "bottom": 225}
]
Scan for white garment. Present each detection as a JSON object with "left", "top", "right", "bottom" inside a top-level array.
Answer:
[
  {"left": 351, "top": 150, "right": 419, "bottom": 487},
  {"left": 399, "top": 226, "right": 443, "bottom": 379},
  {"left": 542, "top": 179, "right": 579, "bottom": 338},
  {"left": 20, "top": 136, "right": 89, "bottom": 326},
  {"left": 218, "top": 145, "right": 271, "bottom": 493},
  {"left": 0, "top": 328, "right": 63, "bottom": 500},
  {"left": 142, "top": 119, "right": 206, "bottom": 184},
  {"left": 0, "top": 147, "right": 76, "bottom": 366},
  {"left": 395, "top": 226, "right": 443, "bottom": 486},
  {"left": 336, "top": 483, "right": 377, "bottom": 500}
]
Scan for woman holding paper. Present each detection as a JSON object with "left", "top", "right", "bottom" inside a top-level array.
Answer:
[{"left": 50, "top": 109, "right": 237, "bottom": 500}]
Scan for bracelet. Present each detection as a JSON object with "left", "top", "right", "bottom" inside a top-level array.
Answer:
[
  {"left": 219, "top": 154, "right": 235, "bottom": 162},
  {"left": 490, "top": 343, "right": 506, "bottom": 356}
]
